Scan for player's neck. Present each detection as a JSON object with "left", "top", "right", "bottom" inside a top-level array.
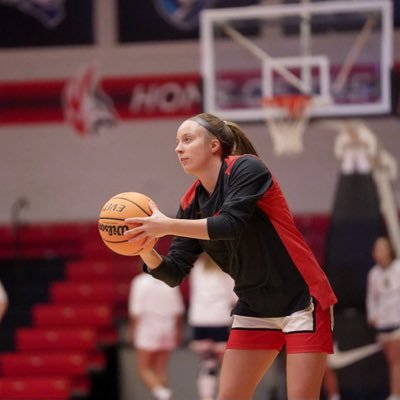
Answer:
[{"left": 198, "top": 158, "right": 223, "bottom": 195}]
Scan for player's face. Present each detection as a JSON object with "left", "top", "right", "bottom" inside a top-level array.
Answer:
[
  {"left": 175, "top": 120, "right": 218, "bottom": 175},
  {"left": 372, "top": 238, "right": 393, "bottom": 267}
]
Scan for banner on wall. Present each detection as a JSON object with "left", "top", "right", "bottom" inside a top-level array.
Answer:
[
  {"left": 0, "top": 0, "right": 93, "bottom": 47},
  {"left": 1, "top": 61, "right": 395, "bottom": 131},
  {"left": 117, "top": 0, "right": 259, "bottom": 42},
  {"left": 0, "top": 72, "right": 202, "bottom": 129}
]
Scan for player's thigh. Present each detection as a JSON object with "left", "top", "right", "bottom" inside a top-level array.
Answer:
[
  {"left": 136, "top": 349, "right": 155, "bottom": 370},
  {"left": 153, "top": 350, "right": 171, "bottom": 374},
  {"left": 286, "top": 352, "right": 327, "bottom": 400},
  {"left": 218, "top": 349, "right": 279, "bottom": 400}
]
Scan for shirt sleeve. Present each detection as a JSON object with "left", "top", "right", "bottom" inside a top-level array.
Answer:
[
  {"left": 144, "top": 206, "right": 204, "bottom": 287},
  {"left": 207, "top": 156, "right": 272, "bottom": 240}
]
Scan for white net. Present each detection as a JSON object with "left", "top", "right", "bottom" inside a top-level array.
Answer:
[{"left": 262, "top": 95, "right": 312, "bottom": 156}]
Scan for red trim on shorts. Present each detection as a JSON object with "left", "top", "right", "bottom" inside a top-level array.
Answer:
[
  {"left": 227, "top": 329, "right": 285, "bottom": 351},
  {"left": 226, "top": 303, "right": 333, "bottom": 354},
  {"left": 286, "top": 302, "right": 333, "bottom": 353}
]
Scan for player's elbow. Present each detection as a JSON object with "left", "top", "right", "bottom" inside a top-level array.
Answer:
[
  {"left": 208, "top": 215, "right": 247, "bottom": 240},
  {"left": 164, "top": 277, "right": 182, "bottom": 288}
]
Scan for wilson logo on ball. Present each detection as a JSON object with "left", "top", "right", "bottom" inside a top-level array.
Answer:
[
  {"left": 98, "top": 192, "right": 158, "bottom": 256},
  {"left": 98, "top": 223, "right": 129, "bottom": 237}
]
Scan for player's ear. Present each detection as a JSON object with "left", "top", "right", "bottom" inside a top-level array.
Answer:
[{"left": 210, "top": 138, "right": 221, "bottom": 154}]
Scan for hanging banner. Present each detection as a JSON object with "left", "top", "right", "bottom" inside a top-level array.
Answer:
[{"left": 0, "top": 72, "right": 202, "bottom": 126}]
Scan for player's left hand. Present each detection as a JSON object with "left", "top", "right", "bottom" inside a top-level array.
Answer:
[{"left": 124, "top": 201, "right": 171, "bottom": 242}]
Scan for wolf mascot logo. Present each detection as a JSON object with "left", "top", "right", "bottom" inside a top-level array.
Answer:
[
  {"left": 63, "top": 64, "right": 118, "bottom": 137},
  {"left": 154, "top": 0, "right": 217, "bottom": 30}
]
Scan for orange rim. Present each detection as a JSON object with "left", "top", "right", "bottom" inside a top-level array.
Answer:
[{"left": 261, "top": 94, "right": 311, "bottom": 118}]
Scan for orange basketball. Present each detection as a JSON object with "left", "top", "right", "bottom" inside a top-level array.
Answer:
[{"left": 98, "top": 192, "right": 158, "bottom": 256}]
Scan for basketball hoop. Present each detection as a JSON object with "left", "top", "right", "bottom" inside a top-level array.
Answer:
[{"left": 261, "top": 94, "right": 312, "bottom": 156}]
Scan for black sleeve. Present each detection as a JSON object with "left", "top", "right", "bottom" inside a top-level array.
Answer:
[
  {"left": 207, "top": 156, "right": 272, "bottom": 240},
  {"left": 144, "top": 206, "right": 203, "bottom": 287}
]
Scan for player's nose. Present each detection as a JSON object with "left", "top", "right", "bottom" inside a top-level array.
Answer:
[{"left": 175, "top": 142, "right": 183, "bottom": 153}]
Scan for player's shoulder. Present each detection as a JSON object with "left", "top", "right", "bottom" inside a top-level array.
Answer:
[
  {"left": 225, "top": 154, "right": 269, "bottom": 175},
  {"left": 368, "top": 265, "right": 383, "bottom": 278}
]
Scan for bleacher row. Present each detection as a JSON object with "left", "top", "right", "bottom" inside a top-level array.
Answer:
[
  {"left": 0, "top": 217, "right": 328, "bottom": 399},
  {"left": 0, "top": 254, "right": 144, "bottom": 399},
  {"left": 0, "top": 222, "right": 163, "bottom": 400}
]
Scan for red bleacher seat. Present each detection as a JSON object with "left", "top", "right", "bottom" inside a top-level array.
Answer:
[
  {"left": 0, "top": 351, "right": 89, "bottom": 377},
  {"left": 88, "top": 351, "right": 106, "bottom": 371},
  {"left": 32, "top": 304, "right": 113, "bottom": 328},
  {"left": 81, "top": 237, "right": 116, "bottom": 258},
  {"left": 0, "top": 377, "right": 71, "bottom": 400},
  {"left": 65, "top": 259, "right": 140, "bottom": 281},
  {"left": 16, "top": 327, "right": 98, "bottom": 351},
  {"left": 0, "top": 351, "right": 91, "bottom": 396},
  {"left": 50, "top": 282, "right": 118, "bottom": 304},
  {"left": 15, "top": 328, "right": 106, "bottom": 370}
]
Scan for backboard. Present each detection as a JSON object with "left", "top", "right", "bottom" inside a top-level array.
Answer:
[{"left": 200, "top": 0, "right": 393, "bottom": 121}]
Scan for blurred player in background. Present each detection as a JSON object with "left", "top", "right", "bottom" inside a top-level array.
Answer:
[
  {"left": 367, "top": 236, "right": 400, "bottom": 400},
  {"left": 188, "top": 252, "right": 237, "bottom": 400},
  {"left": 128, "top": 272, "right": 185, "bottom": 400}
]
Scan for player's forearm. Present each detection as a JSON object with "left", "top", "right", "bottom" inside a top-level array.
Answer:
[
  {"left": 166, "top": 218, "right": 210, "bottom": 240},
  {"left": 140, "top": 218, "right": 208, "bottom": 271},
  {"left": 140, "top": 248, "right": 163, "bottom": 270}
]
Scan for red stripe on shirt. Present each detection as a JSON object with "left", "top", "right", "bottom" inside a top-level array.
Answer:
[
  {"left": 257, "top": 178, "right": 338, "bottom": 309},
  {"left": 180, "top": 180, "right": 200, "bottom": 211}
]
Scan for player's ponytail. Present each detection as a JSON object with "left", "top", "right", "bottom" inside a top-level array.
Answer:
[
  {"left": 225, "top": 121, "right": 258, "bottom": 157},
  {"left": 189, "top": 113, "right": 258, "bottom": 158}
]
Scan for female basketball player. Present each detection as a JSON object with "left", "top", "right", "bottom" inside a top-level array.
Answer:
[
  {"left": 367, "top": 236, "right": 400, "bottom": 400},
  {"left": 124, "top": 112, "right": 338, "bottom": 400}
]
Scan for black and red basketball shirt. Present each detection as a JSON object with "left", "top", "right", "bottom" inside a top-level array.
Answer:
[{"left": 146, "top": 155, "right": 337, "bottom": 317}]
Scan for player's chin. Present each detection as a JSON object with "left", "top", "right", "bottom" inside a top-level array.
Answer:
[
  {"left": 180, "top": 162, "right": 201, "bottom": 177},
  {"left": 180, "top": 164, "right": 193, "bottom": 174}
]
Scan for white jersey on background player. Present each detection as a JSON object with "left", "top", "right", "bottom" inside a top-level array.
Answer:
[
  {"left": 188, "top": 252, "right": 237, "bottom": 328},
  {"left": 129, "top": 273, "right": 184, "bottom": 350}
]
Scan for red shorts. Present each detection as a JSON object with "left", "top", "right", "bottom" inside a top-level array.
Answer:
[{"left": 227, "top": 299, "right": 334, "bottom": 354}]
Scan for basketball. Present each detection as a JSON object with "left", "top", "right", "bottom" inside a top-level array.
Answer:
[{"left": 98, "top": 192, "right": 158, "bottom": 256}]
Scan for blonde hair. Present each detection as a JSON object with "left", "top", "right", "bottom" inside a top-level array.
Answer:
[{"left": 189, "top": 113, "right": 258, "bottom": 158}]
